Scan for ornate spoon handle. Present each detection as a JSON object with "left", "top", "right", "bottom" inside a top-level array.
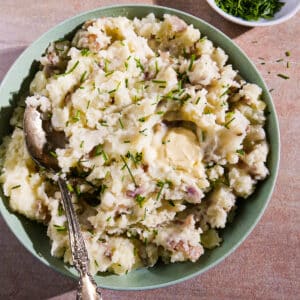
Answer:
[{"left": 58, "top": 177, "right": 102, "bottom": 300}]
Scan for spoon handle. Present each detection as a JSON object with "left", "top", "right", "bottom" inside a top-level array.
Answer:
[{"left": 58, "top": 177, "right": 102, "bottom": 300}]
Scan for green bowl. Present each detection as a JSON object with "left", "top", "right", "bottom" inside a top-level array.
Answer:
[{"left": 0, "top": 4, "right": 280, "bottom": 290}]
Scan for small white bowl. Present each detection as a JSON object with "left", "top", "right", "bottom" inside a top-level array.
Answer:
[{"left": 206, "top": 0, "right": 300, "bottom": 27}]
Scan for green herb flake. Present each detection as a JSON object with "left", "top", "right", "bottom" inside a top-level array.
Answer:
[
  {"left": 276, "top": 58, "right": 283, "bottom": 63},
  {"left": 81, "top": 48, "right": 90, "bottom": 56},
  {"left": 125, "top": 78, "right": 128, "bottom": 88},
  {"left": 105, "top": 70, "right": 114, "bottom": 77},
  {"left": 138, "top": 117, "right": 146, "bottom": 122},
  {"left": 86, "top": 100, "right": 91, "bottom": 110},
  {"left": 58, "top": 203, "right": 64, "bottom": 216},
  {"left": 277, "top": 73, "right": 289, "bottom": 80},
  {"left": 236, "top": 149, "right": 245, "bottom": 155},
  {"left": 11, "top": 185, "right": 21, "bottom": 190},
  {"left": 120, "top": 155, "right": 137, "bottom": 186},
  {"left": 155, "top": 60, "right": 159, "bottom": 75},
  {"left": 215, "top": 0, "right": 285, "bottom": 21},
  {"left": 285, "top": 51, "right": 291, "bottom": 57},
  {"left": 135, "top": 194, "right": 146, "bottom": 208},
  {"left": 54, "top": 224, "right": 67, "bottom": 232},
  {"left": 80, "top": 70, "right": 87, "bottom": 83},
  {"left": 156, "top": 180, "right": 165, "bottom": 201},
  {"left": 49, "top": 151, "right": 57, "bottom": 158},
  {"left": 134, "top": 58, "right": 144, "bottom": 72},
  {"left": 106, "top": 216, "right": 112, "bottom": 222},
  {"left": 156, "top": 111, "right": 164, "bottom": 115},
  {"left": 188, "top": 54, "right": 196, "bottom": 71},
  {"left": 119, "top": 118, "right": 124, "bottom": 129},
  {"left": 224, "top": 117, "right": 235, "bottom": 129},
  {"left": 72, "top": 110, "right": 81, "bottom": 123},
  {"left": 66, "top": 183, "right": 74, "bottom": 193},
  {"left": 152, "top": 80, "right": 167, "bottom": 84}
]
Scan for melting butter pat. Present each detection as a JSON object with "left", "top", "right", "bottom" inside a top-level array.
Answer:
[{"left": 165, "top": 128, "right": 201, "bottom": 170}]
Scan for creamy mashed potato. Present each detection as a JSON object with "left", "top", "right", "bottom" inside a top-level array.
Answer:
[{"left": 0, "top": 14, "right": 269, "bottom": 275}]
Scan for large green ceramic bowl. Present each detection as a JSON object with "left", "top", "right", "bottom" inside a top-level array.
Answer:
[{"left": 0, "top": 4, "right": 280, "bottom": 290}]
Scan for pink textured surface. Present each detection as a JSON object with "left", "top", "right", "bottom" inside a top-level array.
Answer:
[{"left": 0, "top": 1, "right": 299, "bottom": 299}]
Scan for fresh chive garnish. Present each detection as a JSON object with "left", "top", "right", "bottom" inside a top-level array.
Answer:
[
  {"left": 123, "top": 140, "right": 131, "bottom": 143},
  {"left": 135, "top": 194, "right": 146, "bottom": 208},
  {"left": 58, "top": 203, "right": 64, "bottom": 216},
  {"left": 134, "top": 58, "right": 144, "bottom": 72},
  {"left": 119, "top": 118, "right": 124, "bottom": 129},
  {"left": 195, "top": 97, "right": 201, "bottom": 104},
  {"left": 286, "top": 62, "right": 290, "bottom": 68},
  {"left": 80, "top": 71, "right": 87, "bottom": 83},
  {"left": 277, "top": 73, "right": 289, "bottom": 80},
  {"left": 80, "top": 140, "right": 84, "bottom": 148},
  {"left": 125, "top": 78, "right": 128, "bottom": 88},
  {"left": 55, "top": 61, "right": 79, "bottom": 78},
  {"left": 155, "top": 60, "right": 159, "bottom": 75},
  {"left": 54, "top": 224, "right": 67, "bottom": 232},
  {"left": 105, "top": 70, "right": 114, "bottom": 77},
  {"left": 276, "top": 58, "right": 283, "bottom": 62},
  {"left": 152, "top": 80, "right": 167, "bottom": 84},
  {"left": 72, "top": 110, "right": 81, "bottom": 122},
  {"left": 224, "top": 117, "right": 235, "bottom": 129},
  {"left": 139, "top": 128, "right": 148, "bottom": 135},
  {"left": 66, "top": 183, "right": 74, "bottom": 193},
  {"left": 156, "top": 111, "right": 164, "bottom": 115},
  {"left": 285, "top": 51, "right": 290, "bottom": 57},
  {"left": 120, "top": 155, "right": 137, "bottom": 186},
  {"left": 86, "top": 100, "right": 91, "bottom": 109},
  {"left": 81, "top": 48, "right": 90, "bottom": 56},
  {"left": 49, "top": 151, "right": 57, "bottom": 158},
  {"left": 236, "top": 149, "right": 245, "bottom": 155},
  {"left": 11, "top": 185, "right": 21, "bottom": 190},
  {"left": 138, "top": 117, "right": 146, "bottom": 122},
  {"left": 188, "top": 54, "right": 196, "bottom": 71},
  {"left": 156, "top": 181, "right": 165, "bottom": 201},
  {"left": 106, "top": 216, "right": 111, "bottom": 222},
  {"left": 104, "top": 59, "right": 110, "bottom": 73},
  {"left": 108, "top": 82, "right": 120, "bottom": 94}
]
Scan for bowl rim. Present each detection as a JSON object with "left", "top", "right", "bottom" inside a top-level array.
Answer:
[
  {"left": 206, "top": 0, "right": 300, "bottom": 27},
  {"left": 0, "top": 3, "right": 280, "bottom": 291}
]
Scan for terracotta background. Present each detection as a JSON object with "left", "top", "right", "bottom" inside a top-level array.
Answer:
[{"left": 0, "top": 1, "right": 299, "bottom": 299}]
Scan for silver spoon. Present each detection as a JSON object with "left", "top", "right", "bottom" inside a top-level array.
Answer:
[{"left": 23, "top": 105, "right": 102, "bottom": 300}]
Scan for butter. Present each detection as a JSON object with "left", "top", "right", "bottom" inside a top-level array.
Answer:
[{"left": 164, "top": 128, "right": 201, "bottom": 170}]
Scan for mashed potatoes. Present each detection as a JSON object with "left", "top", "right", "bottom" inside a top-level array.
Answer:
[{"left": 0, "top": 14, "right": 269, "bottom": 275}]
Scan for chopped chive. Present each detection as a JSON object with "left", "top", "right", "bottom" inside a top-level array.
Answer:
[
  {"left": 224, "top": 117, "right": 235, "bottom": 129},
  {"left": 108, "top": 82, "right": 120, "bottom": 94},
  {"left": 156, "top": 111, "right": 164, "bottom": 115},
  {"left": 66, "top": 183, "right": 74, "bottom": 193},
  {"left": 106, "top": 216, "right": 112, "bottom": 222},
  {"left": 134, "top": 58, "right": 144, "bottom": 72},
  {"left": 104, "top": 59, "right": 110, "bottom": 73},
  {"left": 236, "top": 149, "right": 245, "bottom": 155},
  {"left": 139, "top": 128, "right": 148, "bottom": 136},
  {"left": 80, "top": 70, "right": 87, "bottom": 83},
  {"left": 285, "top": 51, "right": 290, "bottom": 57},
  {"left": 125, "top": 78, "right": 128, "bottom": 88},
  {"left": 135, "top": 194, "right": 146, "bottom": 208},
  {"left": 49, "top": 151, "right": 57, "bottom": 158},
  {"left": 138, "top": 117, "right": 146, "bottom": 122},
  {"left": 195, "top": 97, "right": 201, "bottom": 104},
  {"left": 94, "top": 260, "right": 99, "bottom": 267},
  {"left": 58, "top": 203, "right": 64, "bottom": 216},
  {"left": 72, "top": 110, "right": 81, "bottom": 122},
  {"left": 119, "top": 118, "right": 124, "bottom": 129},
  {"left": 156, "top": 181, "right": 165, "bottom": 201},
  {"left": 54, "top": 224, "right": 67, "bottom": 232},
  {"left": 124, "top": 61, "right": 129, "bottom": 71},
  {"left": 155, "top": 60, "right": 159, "bottom": 75},
  {"left": 81, "top": 48, "right": 90, "bottom": 56},
  {"left": 276, "top": 58, "right": 283, "bottom": 63},
  {"left": 201, "top": 131, "right": 206, "bottom": 142},
  {"left": 101, "top": 150, "right": 108, "bottom": 162},
  {"left": 286, "top": 62, "right": 290, "bottom": 68},
  {"left": 86, "top": 100, "right": 91, "bottom": 109},
  {"left": 159, "top": 85, "right": 166, "bottom": 89},
  {"left": 120, "top": 40, "right": 125, "bottom": 46},
  {"left": 269, "top": 88, "right": 274, "bottom": 93},
  {"left": 123, "top": 140, "right": 131, "bottom": 143},
  {"left": 80, "top": 140, "right": 84, "bottom": 148},
  {"left": 11, "top": 185, "right": 21, "bottom": 190},
  {"left": 277, "top": 73, "right": 289, "bottom": 80},
  {"left": 120, "top": 155, "right": 137, "bottom": 186},
  {"left": 188, "top": 54, "right": 196, "bottom": 71},
  {"left": 105, "top": 70, "right": 114, "bottom": 77},
  {"left": 152, "top": 80, "right": 167, "bottom": 84}
]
